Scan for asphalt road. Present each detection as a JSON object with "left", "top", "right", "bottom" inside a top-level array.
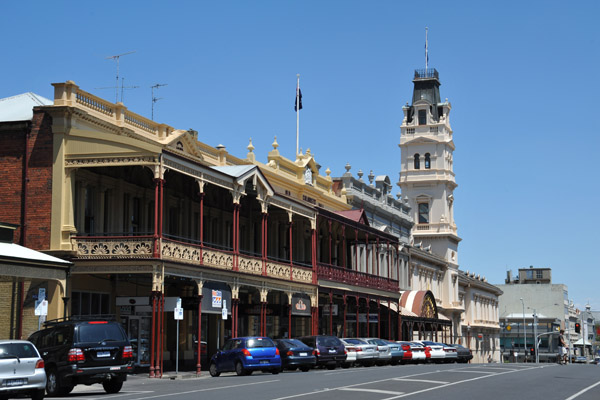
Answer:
[{"left": 52, "top": 363, "right": 600, "bottom": 400}]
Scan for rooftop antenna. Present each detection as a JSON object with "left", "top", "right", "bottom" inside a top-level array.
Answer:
[
  {"left": 105, "top": 51, "right": 136, "bottom": 103},
  {"left": 425, "top": 27, "right": 429, "bottom": 71},
  {"left": 151, "top": 83, "right": 168, "bottom": 120},
  {"left": 95, "top": 77, "right": 139, "bottom": 103}
]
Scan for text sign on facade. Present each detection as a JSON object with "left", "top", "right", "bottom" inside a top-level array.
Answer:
[{"left": 212, "top": 290, "right": 222, "bottom": 308}]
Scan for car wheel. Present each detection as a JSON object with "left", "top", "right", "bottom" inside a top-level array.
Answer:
[
  {"left": 271, "top": 368, "right": 279, "bottom": 374},
  {"left": 45, "top": 368, "right": 60, "bottom": 397},
  {"left": 209, "top": 362, "right": 220, "bottom": 377},
  {"left": 300, "top": 366, "right": 310, "bottom": 372},
  {"left": 102, "top": 379, "right": 123, "bottom": 394},
  {"left": 235, "top": 361, "right": 246, "bottom": 376},
  {"left": 326, "top": 364, "right": 336, "bottom": 370},
  {"left": 31, "top": 389, "right": 45, "bottom": 400}
]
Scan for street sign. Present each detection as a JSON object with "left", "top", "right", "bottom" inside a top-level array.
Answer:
[
  {"left": 174, "top": 307, "right": 183, "bottom": 320},
  {"left": 222, "top": 300, "right": 228, "bottom": 320},
  {"left": 34, "top": 300, "right": 48, "bottom": 316}
]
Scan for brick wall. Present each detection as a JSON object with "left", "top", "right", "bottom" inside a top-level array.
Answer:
[{"left": 0, "top": 110, "right": 54, "bottom": 249}]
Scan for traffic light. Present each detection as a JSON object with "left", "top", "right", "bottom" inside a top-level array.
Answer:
[
  {"left": 530, "top": 348, "right": 535, "bottom": 356},
  {"left": 575, "top": 323, "right": 581, "bottom": 333}
]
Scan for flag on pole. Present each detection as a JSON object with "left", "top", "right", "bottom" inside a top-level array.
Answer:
[{"left": 295, "top": 88, "right": 302, "bottom": 111}]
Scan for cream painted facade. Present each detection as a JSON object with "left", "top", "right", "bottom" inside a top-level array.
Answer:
[{"left": 397, "top": 69, "right": 501, "bottom": 361}]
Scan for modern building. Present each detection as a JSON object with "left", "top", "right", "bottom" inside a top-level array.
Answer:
[{"left": 496, "top": 267, "right": 568, "bottom": 362}]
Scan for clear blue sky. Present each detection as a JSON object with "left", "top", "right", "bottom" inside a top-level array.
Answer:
[{"left": 3, "top": 1, "right": 599, "bottom": 311}]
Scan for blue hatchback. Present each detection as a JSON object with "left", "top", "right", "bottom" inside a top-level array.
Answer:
[{"left": 209, "top": 337, "right": 281, "bottom": 376}]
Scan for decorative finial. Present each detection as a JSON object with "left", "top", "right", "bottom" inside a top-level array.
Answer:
[
  {"left": 345, "top": 163, "right": 351, "bottom": 172},
  {"left": 357, "top": 169, "right": 363, "bottom": 181},
  {"left": 272, "top": 136, "right": 279, "bottom": 150},
  {"left": 368, "top": 170, "right": 374, "bottom": 185},
  {"left": 247, "top": 138, "right": 254, "bottom": 153},
  {"left": 325, "top": 167, "right": 331, "bottom": 177}
]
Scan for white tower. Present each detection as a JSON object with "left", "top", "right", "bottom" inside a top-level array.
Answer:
[{"left": 398, "top": 68, "right": 461, "bottom": 268}]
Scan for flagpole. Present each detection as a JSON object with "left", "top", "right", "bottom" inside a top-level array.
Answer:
[
  {"left": 296, "top": 74, "right": 300, "bottom": 157},
  {"left": 425, "top": 27, "right": 429, "bottom": 71}
]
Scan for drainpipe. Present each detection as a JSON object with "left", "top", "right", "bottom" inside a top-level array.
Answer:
[{"left": 18, "top": 122, "right": 32, "bottom": 339}]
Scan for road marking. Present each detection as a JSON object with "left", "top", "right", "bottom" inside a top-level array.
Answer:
[
  {"left": 564, "top": 380, "right": 600, "bottom": 400},
  {"left": 339, "top": 388, "right": 404, "bottom": 395},
  {"left": 394, "top": 378, "right": 449, "bottom": 384},
  {"left": 126, "top": 379, "right": 279, "bottom": 400},
  {"left": 380, "top": 366, "right": 540, "bottom": 400}
]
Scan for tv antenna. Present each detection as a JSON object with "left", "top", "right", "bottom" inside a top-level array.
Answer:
[
  {"left": 105, "top": 51, "right": 136, "bottom": 103},
  {"left": 151, "top": 83, "right": 168, "bottom": 120},
  {"left": 95, "top": 78, "right": 139, "bottom": 103}
]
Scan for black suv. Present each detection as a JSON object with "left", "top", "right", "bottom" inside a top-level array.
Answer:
[
  {"left": 298, "top": 335, "right": 346, "bottom": 369},
  {"left": 28, "top": 316, "right": 134, "bottom": 396}
]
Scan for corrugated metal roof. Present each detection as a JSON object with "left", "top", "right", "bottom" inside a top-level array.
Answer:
[
  {"left": 211, "top": 165, "right": 255, "bottom": 178},
  {"left": 0, "top": 92, "right": 52, "bottom": 122},
  {"left": 0, "top": 242, "right": 71, "bottom": 265}
]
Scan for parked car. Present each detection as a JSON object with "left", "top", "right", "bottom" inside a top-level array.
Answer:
[
  {"left": 341, "top": 338, "right": 379, "bottom": 367},
  {"left": 383, "top": 340, "right": 405, "bottom": 365},
  {"left": 404, "top": 341, "right": 428, "bottom": 364},
  {"left": 274, "top": 339, "right": 316, "bottom": 372},
  {"left": 209, "top": 337, "right": 280, "bottom": 376},
  {"left": 28, "top": 317, "right": 134, "bottom": 396},
  {"left": 448, "top": 344, "right": 472, "bottom": 363},
  {"left": 298, "top": 336, "right": 346, "bottom": 370},
  {"left": 440, "top": 343, "right": 458, "bottom": 363},
  {"left": 415, "top": 341, "right": 445, "bottom": 363},
  {"left": 0, "top": 340, "right": 46, "bottom": 400},
  {"left": 395, "top": 341, "right": 414, "bottom": 364},
  {"left": 362, "top": 338, "right": 392, "bottom": 365}
]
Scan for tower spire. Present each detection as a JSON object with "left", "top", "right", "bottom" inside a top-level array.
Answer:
[{"left": 425, "top": 27, "right": 429, "bottom": 71}]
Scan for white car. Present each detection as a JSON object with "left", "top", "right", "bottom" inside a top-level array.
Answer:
[
  {"left": 362, "top": 338, "right": 392, "bottom": 365},
  {"left": 340, "top": 339, "right": 357, "bottom": 368},
  {"left": 407, "top": 341, "right": 428, "bottom": 363},
  {"left": 342, "top": 338, "right": 379, "bottom": 367},
  {"left": 416, "top": 341, "right": 445, "bottom": 363},
  {"left": 0, "top": 340, "right": 46, "bottom": 400}
]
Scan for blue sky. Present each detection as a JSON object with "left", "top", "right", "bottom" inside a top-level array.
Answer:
[{"left": 2, "top": 1, "right": 599, "bottom": 310}]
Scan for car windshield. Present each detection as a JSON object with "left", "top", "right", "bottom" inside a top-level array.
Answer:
[
  {"left": 373, "top": 339, "right": 387, "bottom": 345},
  {"left": 280, "top": 339, "right": 306, "bottom": 348},
  {"left": 318, "top": 336, "right": 341, "bottom": 347},
  {"left": 0, "top": 343, "right": 38, "bottom": 359},
  {"left": 78, "top": 323, "right": 126, "bottom": 343},
  {"left": 246, "top": 338, "right": 275, "bottom": 348}
]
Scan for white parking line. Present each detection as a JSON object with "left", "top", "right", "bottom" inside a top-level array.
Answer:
[
  {"left": 339, "top": 388, "right": 404, "bottom": 395},
  {"left": 445, "top": 369, "right": 492, "bottom": 374},
  {"left": 126, "top": 379, "right": 279, "bottom": 400},
  {"left": 394, "top": 378, "right": 449, "bottom": 384},
  {"left": 565, "top": 380, "right": 600, "bottom": 400}
]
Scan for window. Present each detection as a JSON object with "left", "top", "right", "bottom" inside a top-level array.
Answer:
[
  {"left": 418, "top": 203, "right": 429, "bottom": 224},
  {"left": 414, "top": 154, "right": 420, "bottom": 169},
  {"left": 424, "top": 153, "right": 431, "bottom": 169},
  {"left": 418, "top": 110, "right": 427, "bottom": 125},
  {"left": 536, "top": 270, "right": 543, "bottom": 279},
  {"left": 71, "top": 291, "right": 110, "bottom": 316}
]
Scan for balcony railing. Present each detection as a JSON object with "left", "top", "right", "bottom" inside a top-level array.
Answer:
[
  {"left": 317, "top": 263, "right": 399, "bottom": 293},
  {"left": 73, "top": 236, "right": 313, "bottom": 284}
]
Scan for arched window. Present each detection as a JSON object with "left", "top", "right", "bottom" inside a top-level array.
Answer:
[
  {"left": 424, "top": 153, "right": 431, "bottom": 169},
  {"left": 414, "top": 154, "right": 420, "bottom": 169}
]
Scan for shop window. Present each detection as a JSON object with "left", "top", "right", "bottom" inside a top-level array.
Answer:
[{"left": 71, "top": 291, "right": 110, "bottom": 316}]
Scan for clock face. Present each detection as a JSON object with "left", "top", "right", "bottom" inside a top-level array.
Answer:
[{"left": 422, "top": 294, "right": 437, "bottom": 319}]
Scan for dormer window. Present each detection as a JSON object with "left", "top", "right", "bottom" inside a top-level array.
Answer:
[
  {"left": 418, "top": 109, "right": 427, "bottom": 125},
  {"left": 424, "top": 153, "right": 431, "bottom": 169},
  {"left": 414, "top": 154, "right": 420, "bottom": 169}
]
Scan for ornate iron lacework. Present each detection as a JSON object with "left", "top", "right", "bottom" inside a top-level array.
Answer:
[
  {"left": 266, "top": 262, "right": 290, "bottom": 280},
  {"left": 202, "top": 249, "right": 233, "bottom": 270},
  {"left": 238, "top": 256, "right": 262, "bottom": 275},
  {"left": 292, "top": 267, "right": 313, "bottom": 283},
  {"left": 66, "top": 156, "right": 157, "bottom": 167},
  {"left": 75, "top": 238, "right": 153, "bottom": 259},
  {"left": 161, "top": 241, "right": 202, "bottom": 263}
]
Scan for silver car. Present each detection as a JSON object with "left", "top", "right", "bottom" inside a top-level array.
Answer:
[
  {"left": 362, "top": 338, "right": 392, "bottom": 365},
  {"left": 0, "top": 340, "right": 46, "bottom": 400},
  {"left": 341, "top": 338, "right": 379, "bottom": 367}
]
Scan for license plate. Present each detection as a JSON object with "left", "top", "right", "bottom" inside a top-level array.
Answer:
[
  {"left": 5, "top": 379, "right": 26, "bottom": 387},
  {"left": 260, "top": 360, "right": 269, "bottom": 364},
  {"left": 299, "top": 352, "right": 308, "bottom": 356},
  {"left": 110, "top": 367, "right": 121, "bottom": 370},
  {"left": 328, "top": 349, "right": 336, "bottom": 353},
  {"left": 97, "top": 351, "right": 111, "bottom": 357}
]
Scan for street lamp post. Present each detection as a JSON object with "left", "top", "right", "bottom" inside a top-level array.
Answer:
[{"left": 520, "top": 298, "right": 526, "bottom": 362}]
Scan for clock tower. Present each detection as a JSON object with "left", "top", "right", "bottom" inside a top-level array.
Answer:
[{"left": 397, "top": 68, "right": 461, "bottom": 267}]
